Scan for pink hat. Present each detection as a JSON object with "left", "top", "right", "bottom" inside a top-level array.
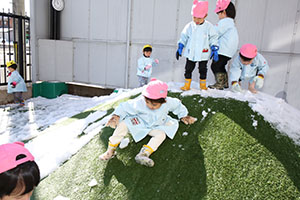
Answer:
[
  {"left": 0, "top": 142, "right": 35, "bottom": 174},
  {"left": 240, "top": 44, "right": 257, "bottom": 59},
  {"left": 215, "top": 0, "right": 231, "bottom": 13},
  {"left": 142, "top": 78, "right": 168, "bottom": 99},
  {"left": 191, "top": 0, "right": 208, "bottom": 18}
]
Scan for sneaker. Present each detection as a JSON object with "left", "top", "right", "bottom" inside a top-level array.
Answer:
[{"left": 135, "top": 154, "right": 154, "bottom": 167}]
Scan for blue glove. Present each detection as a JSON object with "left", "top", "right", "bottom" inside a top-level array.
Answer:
[
  {"left": 176, "top": 43, "right": 184, "bottom": 60},
  {"left": 210, "top": 45, "right": 219, "bottom": 62}
]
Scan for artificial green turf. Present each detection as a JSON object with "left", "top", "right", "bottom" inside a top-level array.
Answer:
[{"left": 32, "top": 93, "right": 300, "bottom": 200}]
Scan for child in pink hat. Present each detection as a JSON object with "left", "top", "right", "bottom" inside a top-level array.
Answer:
[
  {"left": 229, "top": 44, "right": 269, "bottom": 93},
  {"left": 176, "top": 0, "right": 218, "bottom": 91},
  {"left": 209, "top": 0, "right": 239, "bottom": 90},
  {"left": 99, "top": 78, "right": 196, "bottom": 167},
  {"left": 0, "top": 142, "right": 40, "bottom": 200}
]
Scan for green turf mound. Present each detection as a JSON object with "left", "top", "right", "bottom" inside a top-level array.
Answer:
[
  {"left": 200, "top": 113, "right": 300, "bottom": 200},
  {"left": 32, "top": 94, "right": 300, "bottom": 200}
]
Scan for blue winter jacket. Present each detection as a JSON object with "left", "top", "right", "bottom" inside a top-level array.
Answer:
[
  {"left": 215, "top": 18, "right": 239, "bottom": 58},
  {"left": 178, "top": 20, "right": 218, "bottom": 61},
  {"left": 113, "top": 96, "right": 188, "bottom": 142},
  {"left": 7, "top": 70, "right": 27, "bottom": 94},
  {"left": 136, "top": 56, "right": 158, "bottom": 78},
  {"left": 229, "top": 53, "right": 269, "bottom": 83}
]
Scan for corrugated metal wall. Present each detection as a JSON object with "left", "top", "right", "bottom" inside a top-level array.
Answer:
[{"left": 33, "top": 0, "right": 300, "bottom": 110}]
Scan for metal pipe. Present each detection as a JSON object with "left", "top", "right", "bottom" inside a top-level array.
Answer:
[
  {"left": 125, "top": 0, "right": 132, "bottom": 88},
  {"left": 18, "top": 16, "right": 24, "bottom": 77}
]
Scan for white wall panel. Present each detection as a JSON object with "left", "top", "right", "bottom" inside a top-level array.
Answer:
[
  {"left": 131, "top": 0, "right": 155, "bottom": 42},
  {"left": 106, "top": 44, "right": 126, "bottom": 87},
  {"left": 260, "top": 53, "right": 289, "bottom": 96},
  {"left": 106, "top": 0, "right": 128, "bottom": 41},
  {"left": 55, "top": 41, "right": 73, "bottom": 82},
  {"left": 90, "top": 0, "right": 109, "bottom": 40},
  {"left": 286, "top": 55, "right": 300, "bottom": 109},
  {"left": 71, "top": 0, "right": 89, "bottom": 39},
  {"left": 261, "top": 0, "right": 298, "bottom": 53},
  {"left": 73, "top": 42, "right": 89, "bottom": 82},
  {"left": 293, "top": 3, "right": 300, "bottom": 53},
  {"left": 38, "top": 40, "right": 55, "bottom": 81},
  {"left": 60, "top": 0, "right": 73, "bottom": 39},
  {"left": 235, "top": 1, "right": 267, "bottom": 50},
  {"left": 152, "top": 0, "right": 178, "bottom": 43},
  {"left": 89, "top": 43, "right": 107, "bottom": 85}
]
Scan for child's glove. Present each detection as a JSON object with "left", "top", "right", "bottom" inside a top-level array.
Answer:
[
  {"left": 210, "top": 45, "right": 219, "bottom": 62},
  {"left": 231, "top": 81, "right": 243, "bottom": 93},
  {"left": 106, "top": 115, "right": 120, "bottom": 129},
  {"left": 144, "top": 65, "right": 152, "bottom": 70},
  {"left": 253, "top": 74, "right": 264, "bottom": 89},
  {"left": 10, "top": 81, "right": 17, "bottom": 88},
  {"left": 155, "top": 59, "right": 159, "bottom": 64},
  {"left": 181, "top": 116, "right": 197, "bottom": 125},
  {"left": 176, "top": 43, "right": 184, "bottom": 60}
]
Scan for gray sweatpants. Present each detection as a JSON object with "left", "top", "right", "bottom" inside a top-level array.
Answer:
[{"left": 13, "top": 92, "right": 24, "bottom": 104}]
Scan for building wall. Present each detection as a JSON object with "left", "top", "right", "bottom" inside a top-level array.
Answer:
[{"left": 32, "top": 0, "right": 300, "bottom": 110}]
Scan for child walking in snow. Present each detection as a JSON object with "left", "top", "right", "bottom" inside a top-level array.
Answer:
[
  {"left": 6, "top": 61, "right": 27, "bottom": 106},
  {"left": 99, "top": 78, "right": 196, "bottom": 167},
  {"left": 176, "top": 0, "right": 219, "bottom": 91},
  {"left": 208, "top": 0, "right": 239, "bottom": 90},
  {"left": 229, "top": 44, "right": 269, "bottom": 94},
  {"left": 0, "top": 142, "right": 40, "bottom": 200},
  {"left": 137, "top": 45, "right": 159, "bottom": 87}
]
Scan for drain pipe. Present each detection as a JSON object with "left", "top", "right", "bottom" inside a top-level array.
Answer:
[{"left": 125, "top": 0, "right": 132, "bottom": 89}]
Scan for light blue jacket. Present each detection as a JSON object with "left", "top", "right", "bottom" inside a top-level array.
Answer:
[
  {"left": 7, "top": 71, "right": 27, "bottom": 94},
  {"left": 215, "top": 18, "right": 239, "bottom": 58},
  {"left": 136, "top": 56, "right": 158, "bottom": 78},
  {"left": 229, "top": 53, "right": 269, "bottom": 83},
  {"left": 178, "top": 20, "right": 218, "bottom": 62},
  {"left": 113, "top": 96, "right": 188, "bottom": 142}
]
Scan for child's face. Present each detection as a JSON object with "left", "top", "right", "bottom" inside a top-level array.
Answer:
[
  {"left": 240, "top": 58, "right": 254, "bottom": 65},
  {"left": 145, "top": 98, "right": 162, "bottom": 110},
  {"left": 217, "top": 10, "right": 227, "bottom": 20},
  {"left": 2, "top": 190, "right": 33, "bottom": 200},
  {"left": 7, "top": 67, "right": 14, "bottom": 72},
  {"left": 144, "top": 51, "right": 152, "bottom": 57},
  {"left": 193, "top": 16, "right": 205, "bottom": 25}
]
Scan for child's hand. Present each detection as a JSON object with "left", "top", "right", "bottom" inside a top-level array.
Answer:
[
  {"left": 155, "top": 59, "right": 159, "bottom": 64},
  {"left": 181, "top": 116, "right": 197, "bottom": 125},
  {"left": 106, "top": 115, "right": 120, "bottom": 128},
  {"left": 10, "top": 81, "right": 17, "bottom": 88},
  {"left": 144, "top": 65, "right": 152, "bottom": 70}
]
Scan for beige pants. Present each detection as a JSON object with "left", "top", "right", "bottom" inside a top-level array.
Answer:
[{"left": 109, "top": 121, "right": 166, "bottom": 151}]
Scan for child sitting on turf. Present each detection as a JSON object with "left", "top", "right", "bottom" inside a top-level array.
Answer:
[
  {"left": 99, "top": 78, "right": 196, "bottom": 167},
  {"left": 0, "top": 142, "right": 40, "bottom": 200},
  {"left": 6, "top": 61, "right": 27, "bottom": 106},
  {"left": 137, "top": 45, "right": 159, "bottom": 87},
  {"left": 229, "top": 44, "right": 269, "bottom": 94}
]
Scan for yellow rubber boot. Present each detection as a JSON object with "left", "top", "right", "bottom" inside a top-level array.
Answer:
[
  {"left": 180, "top": 79, "right": 192, "bottom": 91},
  {"left": 200, "top": 79, "right": 207, "bottom": 90}
]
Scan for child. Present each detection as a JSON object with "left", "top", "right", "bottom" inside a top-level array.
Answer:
[
  {"left": 137, "top": 45, "right": 159, "bottom": 87},
  {"left": 176, "top": 0, "right": 219, "bottom": 91},
  {"left": 0, "top": 142, "right": 40, "bottom": 200},
  {"left": 99, "top": 78, "right": 196, "bottom": 167},
  {"left": 208, "top": 0, "right": 239, "bottom": 90},
  {"left": 6, "top": 61, "right": 27, "bottom": 106},
  {"left": 229, "top": 44, "right": 269, "bottom": 94}
]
